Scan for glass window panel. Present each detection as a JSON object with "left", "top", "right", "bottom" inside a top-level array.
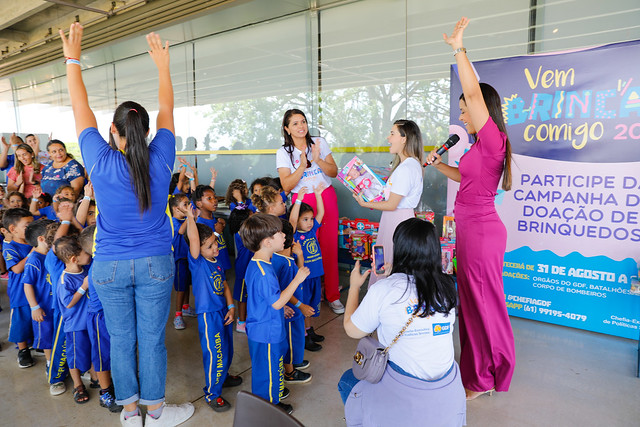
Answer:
[{"left": 535, "top": 0, "right": 640, "bottom": 53}]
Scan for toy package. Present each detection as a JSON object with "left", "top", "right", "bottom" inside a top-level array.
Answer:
[
  {"left": 337, "top": 156, "right": 387, "bottom": 202},
  {"left": 338, "top": 217, "right": 379, "bottom": 261},
  {"left": 442, "top": 216, "right": 456, "bottom": 242},
  {"left": 441, "top": 244, "right": 455, "bottom": 274},
  {"left": 349, "top": 231, "right": 372, "bottom": 261},
  {"left": 415, "top": 209, "right": 435, "bottom": 223}
]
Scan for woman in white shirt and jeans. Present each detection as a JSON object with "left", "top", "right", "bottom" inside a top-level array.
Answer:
[
  {"left": 340, "top": 218, "right": 466, "bottom": 426},
  {"left": 353, "top": 119, "right": 424, "bottom": 286}
]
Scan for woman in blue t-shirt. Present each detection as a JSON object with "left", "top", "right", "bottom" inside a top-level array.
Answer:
[{"left": 61, "top": 23, "right": 194, "bottom": 425}]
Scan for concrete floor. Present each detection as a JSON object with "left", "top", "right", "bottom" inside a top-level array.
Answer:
[{"left": 1, "top": 269, "right": 639, "bottom": 427}]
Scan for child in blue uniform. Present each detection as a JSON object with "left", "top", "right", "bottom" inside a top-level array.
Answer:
[
  {"left": 240, "top": 213, "right": 309, "bottom": 415},
  {"left": 226, "top": 179, "right": 251, "bottom": 211},
  {"left": 193, "top": 184, "right": 232, "bottom": 273},
  {"left": 3, "top": 208, "right": 35, "bottom": 368},
  {"left": 23, "top": 219, "right": 56, "bottom": 377},
  {"left": 273, "top": 219, "right": 314, "bottom": 384},
  {"left": 169, "top": 193, "right": 192, "bottom": 329},
  {"left": 251, "top": 186, "right": 287, "bottom": 218},
  {"left": 228, "top": 206, "right": 253, "bottom": 333},
  {"left": 78, "top": 225, "right": 122, "bottom": 413},
  {"left": 289, "top": 185, "right": 326, "bottom": 351},
  {"left": 44, "top": 221, "right": 69, "bottom": 395},
  {"left": 185, "top": 206, "right": 242, "bottom": 412},
  {"left": 55, "top": 236, "right": 92, "bottom": 404}
]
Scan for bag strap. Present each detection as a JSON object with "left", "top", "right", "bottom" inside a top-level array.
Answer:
[{"left": 382, "top": 314, "right": 416, "bottom": 354}]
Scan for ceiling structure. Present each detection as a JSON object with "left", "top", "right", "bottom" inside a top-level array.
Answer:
[{"left": 0, "top": 0, "right": 243, "bottom": 78}]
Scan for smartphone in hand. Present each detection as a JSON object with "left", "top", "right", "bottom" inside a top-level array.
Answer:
[{"left": 373, "top": 245, "right": 385, "bottom": 275}]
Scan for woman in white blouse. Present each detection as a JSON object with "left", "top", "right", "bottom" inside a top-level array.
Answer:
[
  {"left": 353, "top": 119, "right": 424, "bottom": 286},
  {"left": 276, "top": 109, "right": 345, "bottom": 315}
]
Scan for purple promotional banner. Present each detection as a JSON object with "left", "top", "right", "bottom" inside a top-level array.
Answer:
[{"left": 447, "top": 40, "right": 640, "bottom": 339}]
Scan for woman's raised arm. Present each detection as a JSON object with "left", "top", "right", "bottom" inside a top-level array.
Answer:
[
  {"left": 443, "top": 17, "right": 489, "bottom": 133},
  {"left": 146, "top": 33, "right": 174, "bottom": 134},
  {"left": 60, "top": 23, "right": 97, "bottom": 138}
]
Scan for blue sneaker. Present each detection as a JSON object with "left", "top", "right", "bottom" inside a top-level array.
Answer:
[
  {"left": 182, "top": 306, "right": 196, "bottom": 317},
  {"left": 100, "top": 389, "right": 123, "bottom": 413}
]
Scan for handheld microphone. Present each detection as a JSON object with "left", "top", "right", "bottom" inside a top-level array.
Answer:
[{"left": 424, "top": 134, "right": 460, "bottom": 166}]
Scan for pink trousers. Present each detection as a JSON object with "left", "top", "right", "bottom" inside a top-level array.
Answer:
[{"left": 292, "top": 186, "right": 340, "bottom": 303}]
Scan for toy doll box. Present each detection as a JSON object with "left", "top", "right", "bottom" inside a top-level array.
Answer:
[
  {"left": 337, "top": 156, "right": 387, "bottom": 202},
  {"left": 338, "top": 218, "right": 379, "bottom": 249}
]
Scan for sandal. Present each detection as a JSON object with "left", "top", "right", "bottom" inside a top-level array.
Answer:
[
  {"left": 73, "top": 384, "right": 90, "bottom": 404},
  {"left": 208, "top": 396, "right": 231, "bottom": 412},
  {"left": 89, "top": 378, "right": 101, "bottom": 389}
]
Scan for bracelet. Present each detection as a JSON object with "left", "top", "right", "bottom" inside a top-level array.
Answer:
[
  {"left": 61, "top": 220, "right": 71, "bottom": 225},
  {"left": 295, "top": 200, "right": 302, "bottom": 205},
  {"left": 31, "top": 304, "right": 41, "bottom": 312},
  {"left": 32, "top": 198, "right": 39, "bottom": 202},
  {"left": 77, "top": 288, "right": 86, "bottom": 295},
  {"left": 294, "top": 301, "right": 302, "bottom": 308},
  {"left": 453, "top": 47, "right": 467, "bottom": 56},
  {"left": 65, "top": 58, "right": 81, "bottom": 66},
  {"left": 189, "top": 178, "right": 194, "bottom": 181},
  {"left": 227, "top": 304, "right": 235, "bottom": 310},
  {"left": 83, "top": 196, "right": 91, "bottom": 201}
]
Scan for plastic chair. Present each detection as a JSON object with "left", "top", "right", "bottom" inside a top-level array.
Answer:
[{"left": 232, "top": 390, "right": 305, "bottom": 427}]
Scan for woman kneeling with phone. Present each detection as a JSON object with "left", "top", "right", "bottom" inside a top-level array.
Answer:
[{"left": 339, "top": 218, "right": 466, "bottom": 427}]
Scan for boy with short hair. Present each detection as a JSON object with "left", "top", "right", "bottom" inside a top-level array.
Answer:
[
  {"left": 274, "top": 219, "right": 314, "bottom": 384},
  {"left": 3, "top": 207, "right": 35, "bottom": 368},
  {"left": 43, "top": 220, "right": 69, "bottom": 395},
  {"left": 23, "top": 219, "right": 56, "bottom": 379},
  {"left": 184, "top": 206, "right": 242, "bottom": 412},
  {"left": 55, "top": 235, "right": 92, "bottom": 404},
  {"left": 239, "top": 213, "right": 309, "bottom": 414}
]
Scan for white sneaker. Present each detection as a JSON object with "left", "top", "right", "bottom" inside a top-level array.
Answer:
[
  {"left": 145, "top": 402, "right": 195, "bottom": 427},
  {"left": 328, "top": 299, "right": 345, "bottom": 314},
  {"left": 120, "top": 410, "right": 143, "bottom": 427},
  {"left": 49, "top": 381, "right": 66, "bottom": 396}
]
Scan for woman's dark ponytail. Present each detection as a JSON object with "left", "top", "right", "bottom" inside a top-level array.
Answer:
[{"left": 113, "top": 101, "right": 152, "bottom": 212}]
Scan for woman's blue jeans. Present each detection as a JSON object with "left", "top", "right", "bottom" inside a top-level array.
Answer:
[
  {"left": 338, "top": 369, "right": 360, "bottom": 404},
  {"left": 92, "top": 254, "right": 174, "bottom": 406}
]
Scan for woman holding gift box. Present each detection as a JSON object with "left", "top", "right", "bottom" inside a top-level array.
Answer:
[{"left": 353, "top": 119, "right": 424, "bottom": 287}]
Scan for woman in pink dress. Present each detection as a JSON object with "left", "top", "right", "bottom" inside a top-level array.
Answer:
[{"left": 427, "top": 17, "right": 515, "bottom": 400}]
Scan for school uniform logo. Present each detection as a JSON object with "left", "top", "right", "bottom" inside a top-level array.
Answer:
[
  {"left": 304, "top": 238, "right": 319, "bottom": 255},
  {"left": 212, "top": 274, "right": 224, "bottom": 294},
  {"left": 433, "top": 323, "right": 451, "bottom": 336}
]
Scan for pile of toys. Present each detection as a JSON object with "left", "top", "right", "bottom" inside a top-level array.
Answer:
[{"left": 339, "top": 218, "right": 379, "bottom": 261}]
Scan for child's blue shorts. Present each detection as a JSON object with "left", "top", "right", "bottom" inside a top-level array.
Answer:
[
  {"left": 87, "top": 310, "right": 111, "bottom": 372},
  {"left": 32, "top": 315, "right": 54, "bottom": 350},
  {"left": 9, "top": 306, "right": 34, "bottom": 344},
  {"left": 233, "top": 278, "right": 248, "bottom": 303},
  {"left": 302, "top": 276, "right": 321, "bottom": 318},
  {"left": 66, "top": 330, "right": 91, "bottom": 373},
  {"left": 174, "top": 259, "right": 191, "bottom": 293}
]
